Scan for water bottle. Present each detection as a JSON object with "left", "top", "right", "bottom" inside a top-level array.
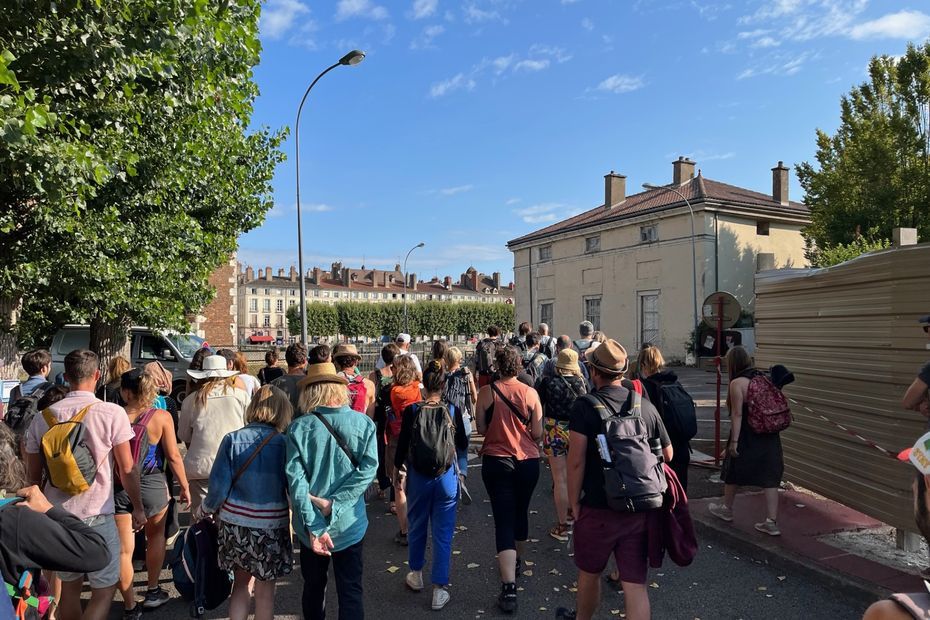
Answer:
[
  {"left": 649, "top": 437, "right": 664, "bottom": 463},
  {"left": 596, "top": 434, "right": 611, "bottom": 463}
]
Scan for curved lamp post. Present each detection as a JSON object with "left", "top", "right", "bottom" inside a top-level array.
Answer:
[
  {"left": 642, "top": 182, "right": 699, "bottom": 358},
  {"left": 296, "top": 50, "right": 365, "bottom": 345},
  {"left": 403, "top": 242, "right": 425, "bottom": 334}
]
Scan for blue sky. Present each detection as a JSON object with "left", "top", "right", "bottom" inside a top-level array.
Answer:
[{"left": 238, "top": 0, "right": 930, "bottom": 281}]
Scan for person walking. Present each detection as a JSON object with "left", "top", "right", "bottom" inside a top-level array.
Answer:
[
  {"left": 709, "top": 345, "right": 785, "bottom": 536},
  {"left": 475, "top": 346, "right": 543, "bottom": 614},
  {"left": 902, "top": 314, "right": 930, "bottom": 417},
  {"left": 232, "top": 352, "right": 260, "bottom": 396},
  {"left": 475, "top": 326, "right": 502, "bottom": 388},
  {"left": 271, "top": 343, "right": 309, "bottom": 415},
  {"left": 202, "top": 385, "right": 292, "bottom": 620},
  {"left": 370, "top": 344, "right": 401, "bottom": 497},
  {"left": 573, "top": 321, "right": 595, "bottom": 355},
  {"left": 388, "top": 355, "right": 423, "bottom": 546},
  {"left": 179, "top": 354, "right": 248, "bottom": 516},
  {"left": 258, "top": 350, "right": 285, "bottom": 386},
  {"left": 443, "top": 346, "right": 477, "bottom": 505},
  {"left": 333, "top": 344, "right": 376, "bottom": 415},
  {"left": 536, "top": 349, "right": 587, "bottom": 542},
  {"left": 286, "top": 363, "right": 377, "bottom": 620},
  {"left": 394, "top": 360, "right": 461, "bottom": 611},
  {"left": 97, "top": 355, "right": 131, "bottom": 404}
]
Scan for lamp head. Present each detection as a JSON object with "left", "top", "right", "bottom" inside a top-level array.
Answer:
[
  {"left": 339, "top": 50, "right": 366, "bottom": 66},
  {"left": 642, "top": 183, "right": 659, "bottom": 190},
  {"left": 416, "top": 242, "right": 425, "bottom": 248}
]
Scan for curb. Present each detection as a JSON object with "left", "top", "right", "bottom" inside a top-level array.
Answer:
[{"left": 692, "top": 514, "right": 886, "bottom": 608}]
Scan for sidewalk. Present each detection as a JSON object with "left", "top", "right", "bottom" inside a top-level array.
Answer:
[{"left": 691, "top": 488, "right": 926, "bottom": 599}]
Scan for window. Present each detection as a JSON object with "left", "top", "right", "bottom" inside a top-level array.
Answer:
[
  {"left": 250, "top": 288, "right": 257, "bottom": 294},
  {"left": 363, "top": 292, "right": 370, "bottom": 299},
  {"left": 262, "top": 299, "right": 270, "bottom": 312},
  {"left": 538, "top": 245, "right": 552, "bottom": 261},
  {"left": 584, "top": 297, "right": 601, "bottom": 331},
  {"left": 264, "top": 288, "right": 270, "bottom": 295},
  {"left": 323, "top": 291, "right": 330, "bottom": 298},
  {"left": 540, "top": 302, "right": 553, "bottom": 330},
  {"left": 276, "top": 299, "right": 284, "bottom": 312},
  {"left": 290, "top": 289, "right": 296, "bottom": 296},
  {"left": 757, "top": 221, "right": 770, "bottom": 236},
  {"left": 313, "top": 289, "right": 320, "bottom": 297},
  {"left": 139, "top": 335, "right": 173, "bottom": 361},
  {"left": 249, "top": 314, "right": 257, "bottom": 327},
  {"left": 640, "top": 225, "right": 658, "bottom": 243},
  {"left": 263, "top": 315, "right": 271, "bottom": 327},
  {"left": 249, "top": 299, "right": 257, "bottom": 312},
  {"left": 639, "top": 293, "right": 660, "bottom": 346},
  {"left": 289, "top": 299, "right": 296, "bottom": 307},
  {"left": 352, "top": 291, "right": 359, "bottom": 299},
  {"left": 585, "top": 236, "right": 600, "bottom": 253}
]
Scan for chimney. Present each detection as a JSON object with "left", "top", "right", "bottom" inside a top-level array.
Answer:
[
  {"left": 492, "top": 272, "right": 501, "bottom": 289},
  {"left": 342, "top": 268, "right": 350, "bottom": 287},
  {"left": 673, "top": 156, "right": 696, "bottom": 185},
  {"left": 471, "top": 270, "right": 479, "bottom": 292},
  {"left": 289, "top": 266, "right": 297, "bottom": 281},
  {"left": 257, "top": 268, "right": 264, "bottom": 280},
  {"left": 772, "top": 161, "right": 789, "bottom": 206},
  {"left": 246, "top": 266, "right": 254, "bottom": 281},
  {"left": 443, "top": 276, "right": 452, "bottom": 289},
  {"left": 408, "top": 273, "right": 417, "bottom": 291},
  {"left": 893, "top": 227, "right": 918, "bottom": 247},
  {"left": 277, "top": 268, "right": 285, "bottom": 278},
  {"left": 604, "top": 171, "right": 626, "bottom": 208},
  {"left": 383, "top": 271, "right": 392, "bottom": 287},
  {"left": 312, "top": 267, "right": 322, "bottom": 284},
  {"left": 265, "top": 266, "right": 273, "bottom": 281}
]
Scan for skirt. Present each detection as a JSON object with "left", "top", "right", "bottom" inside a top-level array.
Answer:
[
  {"left": 721, "top": 422, "right": 784, "bottom": 488},
  {"left": 217, "top": 521, "right": 293, "bottom": 580}
]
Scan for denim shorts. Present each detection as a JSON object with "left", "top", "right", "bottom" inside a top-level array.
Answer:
[{"left": 58, "top": 514, "right": 119, "bottom": 588}]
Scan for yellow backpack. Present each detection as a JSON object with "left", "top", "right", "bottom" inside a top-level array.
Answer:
[{"left": 41, "top": 406, "right": 98, "bottom": 495}]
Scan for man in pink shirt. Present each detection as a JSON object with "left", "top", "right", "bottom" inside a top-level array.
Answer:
[{"left": 25, "top": 349, "right": 144, "bottom": 620}]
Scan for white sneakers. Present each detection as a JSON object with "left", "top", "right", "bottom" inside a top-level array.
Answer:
[
  {"left": 708, "top": 503, "right": 734, "bottom": 522},
  {"left": 406, "top": 571, "right": 451, "bottom": 610},
  {"left": 754, "top": 518, "right": 781, "bottom": 536}
]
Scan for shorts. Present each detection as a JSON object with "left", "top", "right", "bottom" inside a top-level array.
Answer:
[
  {"left": 58, "top": 514, "right": 119, "bottom": 588},
  {"left": 543, "top": 418, "right": 570, "bottom": 458},
  {"left": 114, "top": 472, "right": 170, "bottom": 518},
  {"left": 572, "top": 505, "right": 648, "bottom": 584},
  {"left": 385, "top": 438, "right": 406, "bottom": 487}
]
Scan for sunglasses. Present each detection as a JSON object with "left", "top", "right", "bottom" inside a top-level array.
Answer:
[{"left": 924, "top": 325, "right": 930, "bottom": 334}]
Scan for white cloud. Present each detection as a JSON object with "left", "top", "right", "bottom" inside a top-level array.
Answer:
[
  {"left": 300, "top": 203, "right": 334, "bottom": 213},
  {"left": 529, "top": 44, "right": 573, "bottom": 63},
  {"left": 596, "top": 74, "right": 645, "bottom": 94},
  {"left": 411, "top": 0, "right": 438, "bottom": 20},
  {"left": 737, "top": 28, "right": 770, "bottom": 39},
  {"left": 672, "top": 150, "right": 736, "bottom": 163},
  {"left": 737, "top": 51, "right": 814, "bottom": 79},
  {"left": 515, "top": 203, "right": 572, "bottom": 224},
  {"left": 562, "top": 0, "right": 582, "bottom": 4},
  {"left": 438, "top": 184, "right": 474, "bottom": 196},
  {"left": 849, "top": 10, "right": 930, "bottom": 40},
  {"left": 335, "top": 0, "right": 389, "bottom": 21},
  {"left": 514, "top": 59, "right": 550, "bottom": 72},
  {"left": 505, "top": 197, "right": 522, "bottom": 205},
  {"left": 491, "top": 54, "right": 515, "bottom": 74},
  {"left": 464, "top": 3, "right": 505, "bottom": 24},
  {"left": 429, "top": 73, "right": 477, "bottom": 98},
  {"left": 738, "top": 0, "right": 867, "bottom": 41},
  {"left": 410, "top": 24, "right": 445, "bottom": 49},
  {"left": 581, "top": 17, "right": 594, "bottom": 31},
  {"left": 261, "top": 0, "right": 310, "bottom": 39}
]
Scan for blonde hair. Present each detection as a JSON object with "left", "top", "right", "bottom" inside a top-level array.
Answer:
[
  {"left": 393, "top": 355, "right": 418, "bottom": 386},
  {"left": 107, "top": 356, "right": 132, "bottom": 385},
  {"left": 233, "top": 352, "right": 250, "bottom": 375},
  {"left": 298, "top": 382, "right": 349, "bottom": 414},
  {"left": 592, "top": 331, "right": 607, "bottom": 344},
  {"left": 727, "top": 346, "right": 754, "bottom": 382},
  {"left": 247, "top": 385, "right": 292, "bottom": 431},
  {"left": 122, "top": 370, "right": 159, "bottom": 410},
  {"left": 637, "top": 345, "right": 665, "bottom": 378},
  {"left": 196, "top": 376, "right": 237, "bottom": 408},
  {"left": 444, "top": 346, "right": 463, "bottom": 369}
]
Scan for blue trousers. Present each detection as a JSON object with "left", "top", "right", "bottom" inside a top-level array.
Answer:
[{"left": 406, "top": 466, "right": 458, "bottom": 585}]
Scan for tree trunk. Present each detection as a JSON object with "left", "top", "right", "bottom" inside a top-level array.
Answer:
[
  {"left": 89, "top": 315, "right": 131, "bottom": 379},
  {"left": 0, "top": 294, "right": 21, "bottom": 380}
]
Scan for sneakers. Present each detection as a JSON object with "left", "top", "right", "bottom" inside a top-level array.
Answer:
[
  {"left": 123, "top": 606, "right": 143, "bottom": 620},
  {"left": 405, "top": 570, "right": 424, "bottom": 592},
  {"left": 754, "top": 518, "right": 781, "bottom": 536},
  {"left": 498, "top": 582, "right": 518, "bottom": 614},
  {"left": 141, "top": 586, "right": 170, "bottom": 609},
  {"left": 431, "top": 586, "right": 451, "bottom": 610},
  {"left": 549, "top": 523, "right": 570, "bottom": 542},
  {"left": 555, "top": 608, "right": 577, "bottom": 619},
  {"left": 708, "top": 503, "right": 734, "bottom": 522},
  {"left": 394, "top": 530, "right": 409, "bottom": 546},
  {"left": 459, "top": 478, "right": 472, "bottom": 505}
]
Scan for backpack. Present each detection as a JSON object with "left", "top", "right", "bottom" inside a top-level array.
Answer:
[
  {"left": 656, "top": 382, "right": 698, "bottom": 441},
  {"left": 408, "top": 402, "right": 456, "bottom": 478},
  {"left": 126, "top": 408, "right": 162, "bottom": 476},
  {"left": 375, "top": 382, "right": 395, "bottom": 428},
  {"left": 745, "top": 372, "right": 792, "bottom": 434},
  {"left": 444, "top": 369, "right": 471, "bottom": 418},
  {"left": 40, "top": 406, "right": 97, "bottom": 496},
  {"left": 510, "top": 336, "right": 528, "bottom": 353},
  {"left": 346, "top": 375, "right": 368, "bottom": 414},
  {"left": 3, "top": 383, "right": 53, "bottom": 453},
  {"left": 476, "top": 338, "right": 498, "bottom": 375},
  {"left": 587, "top": 381, "right": 667, "bottom": 513},
  {"left": 523, "top": 352, "right": 547, "bottom": 380},
  {"left": 0, "top": 499, "right": 54, "bottom": 620},
  {"left": 169, "top": 519, "right": 232, "bottom": 618},
  {"left": 574, "top": 338, "right": 593, "bottom": 354},
  {"left": 539, "top": 336, "right": 556, "bottom": 360}
]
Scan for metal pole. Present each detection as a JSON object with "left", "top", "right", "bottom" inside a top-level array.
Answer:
[
  {"left": 714, "top": 295, "right": 724, "bottom": 466},
  {"left": 403, "top": 243, "right": 424, "bottom": 335}
]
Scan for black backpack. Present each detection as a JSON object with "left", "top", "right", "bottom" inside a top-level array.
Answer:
[
  {"left": 539, "top": 336, "right": 557, "bottom": 360},
  {"left": 510, "top": 336, "right": 528, "bottom": 353},
  {"left": 656, "top": 382, "right": 698, "bottom": 441},
  {"left": 408, "top": 402, "right": 456, "bottom": 478},
  {"left": 170, "top": 519, "right": 232, "bottom": 618},
  {"left": 374, "top": 381, "right": 394, "bottom": 426},
  {"left": 586, "top": 380, "right": 667, "bottom": 513},
  {"left": 476, "top": 338, "right": 498, "bottom": 375},
  {"left": 3, "top": 382, "right": 53, "bottom": 452}
]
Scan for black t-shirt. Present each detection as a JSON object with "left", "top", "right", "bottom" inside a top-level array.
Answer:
[
  {"left": 538, "top": 374, "right": 587, "bottom": 422},
  {"left": 919, "top": 361, "right": 930, "bottom": 387},
  {"left": 270, "top": 373, "right": 304, "bottom": 414},
  {"left": 258, "top": 366, "right": 285, "bottom": 386},
  {"left": 569, "top": 383, "right": 671, "bottom": 509}
]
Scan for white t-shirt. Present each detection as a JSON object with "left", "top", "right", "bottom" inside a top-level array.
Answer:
[
  {"left": 376, "top": 351, "right": 422, "bottom": 373},
  {"left": 240, "top": 373, "right": 260, "bottom": 396}
]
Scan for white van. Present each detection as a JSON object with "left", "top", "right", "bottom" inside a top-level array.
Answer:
[{"left": 50, "top": 325, "right": 206, "bottom": 399}]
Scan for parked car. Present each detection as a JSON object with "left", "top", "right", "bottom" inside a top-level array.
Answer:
[{"left": 50, "top": 325, "right": 207, "bottom": 401}]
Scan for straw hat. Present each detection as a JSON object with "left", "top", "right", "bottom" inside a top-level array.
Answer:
[
  {"left": 186, "top": 355, "right": 238, "bottom": 380},
  {"left": 584, "top": 339, "right": 629, "bottom": 375},
  {"left": 298, "top": 362, "right": 349, "bottom": 388},
  {"left": 332, "top": 344, "right": 360, "bottom": 359},
  {"left": 555, "top": 349, "right": 581, "bottom": 374}
]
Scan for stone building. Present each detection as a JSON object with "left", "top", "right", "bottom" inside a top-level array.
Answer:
[
  {"left": 188, "top": 255, "right": 238, "bottom": 347},
  {"left": 507, "top": 157, "right": 811, "bottom": 359}
]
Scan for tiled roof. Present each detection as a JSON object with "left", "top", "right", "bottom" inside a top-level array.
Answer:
[
  {"left": 239, "top": 275, "right": 514, "bottom": 297},
  {"left": 507, "top": 174, "right": 809, "bottom": 247}
]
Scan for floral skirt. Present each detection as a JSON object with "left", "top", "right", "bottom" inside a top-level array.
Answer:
[{"left": 217, "top": 521, "right": 293, "bottom": 580}]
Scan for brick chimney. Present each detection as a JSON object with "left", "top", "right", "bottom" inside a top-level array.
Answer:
[
  {"left": 492, "top": 272, "right": 501, "bottom": 289},
  {"left": 443, "top": 276, "right": 452, "bottom": 289},
  {"left": 277, "top": 268, "right": 285, "bottom": 278},
  {"left": 408, "top": 273, "right": 417, "bottom": 291},
  {"left": 312, "top": 267, "right": 322, "bottom": 284},
  {"left": 471, "top": 271, "right": 480, "bottom": 291},
  {"left": 246, "top": 266, "right": 254, "bottom": 281},
  {"left": 772, "top": 161, "right": 789, "bottom": 206},
  {"left": 257, "top": 268, "right": 264, "bottom": 280},
  {"left": 265, "top": 266, "right": 273, "bottom": 281},
  {"left": 604, "top": 171, "right": 626, "bottom": 208},
  {"left": 673, "top": 156, "right": 696, "bottom": 185},
  {"left": 289, "top": 266, "right": 297, "bottom": 281}
]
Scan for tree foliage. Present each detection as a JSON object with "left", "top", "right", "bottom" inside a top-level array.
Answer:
[
  {"left": 797, "top": 42, "right": 930, "bottom": 263},
  {"left": 0, "top": 0, "right": 285, "bottom": 371},
  {"left": 808, "top": 236, "right": 891, "bottom": 268}
]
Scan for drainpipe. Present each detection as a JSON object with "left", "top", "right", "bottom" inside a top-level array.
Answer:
[
  {"left": 714, "top": 212, "right": 720, "bottom": 292},
  {"left": 528, "top": 248, "right": 534, "bottom": 326}
]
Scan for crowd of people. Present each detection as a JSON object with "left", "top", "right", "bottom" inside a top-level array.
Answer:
[{"left": 0, "top": 319, "right": 800, "bottom": 620}]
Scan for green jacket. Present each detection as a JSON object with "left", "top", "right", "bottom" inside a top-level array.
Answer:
[{"left": 285, "top": 405, "right": 377, "bottom": 552}]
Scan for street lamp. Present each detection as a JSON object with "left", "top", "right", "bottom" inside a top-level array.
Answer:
[
  {"left": 642, "top": 182, "right": 699, "bottom": 360},
  {"left": 403, "top": 242, "right": 425, "bottom": 334},
  {"left": 295, "top": 50, "right": 366, "bottom": 345}
]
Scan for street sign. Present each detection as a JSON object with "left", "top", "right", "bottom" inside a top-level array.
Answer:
[{"left": 702, "top": 291, "right": 741, "bottom": 329}]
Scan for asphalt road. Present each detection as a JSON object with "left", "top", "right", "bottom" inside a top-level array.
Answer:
[{"left": 99, "top": 452, "right": 867, "bottom": 620}]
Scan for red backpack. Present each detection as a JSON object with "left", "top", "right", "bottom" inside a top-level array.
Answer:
[
  {"left": 346, "top": 375, "right": 368, "bottom": 414},
  {"left": 745, "top": 373, "right": 791, "bottom": 434}
]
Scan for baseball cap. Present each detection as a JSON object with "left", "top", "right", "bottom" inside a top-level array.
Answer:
[{"left": 396, "top": 333, "right": 412, "bottom": 343}]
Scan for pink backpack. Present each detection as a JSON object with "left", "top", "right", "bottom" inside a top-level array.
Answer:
[
  {"left": 745, "top": 373, "right": 791, "bottom": 434},
  {"left": 346, "top": 375, "right": 368, "bottom": 414}
]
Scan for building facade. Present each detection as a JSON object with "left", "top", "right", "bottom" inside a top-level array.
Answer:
[
  {"left": 188, "top": 254, "right": 238, "bottom": 347},
  {"left": 237, "top": 263, "right": 514, "bottom": 344},
  {"left": 507, "top": 157, "right": 811, "bottom": 359}
]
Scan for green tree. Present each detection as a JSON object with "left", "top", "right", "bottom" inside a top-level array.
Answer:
[
  {"left": 811, "top": 236, "right": 891, "bottom": 267},
  {"left": 797, "top": 42, "right": 930, "bottom": 264},
  {"left": 287, "top": 303, "right": 339, "bottom": 340}
]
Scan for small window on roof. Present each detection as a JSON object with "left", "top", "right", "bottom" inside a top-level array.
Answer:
[
  {"left": 585, "top": 236, "right": 600, "bottom": 253},
  {"left": 757, "top": 221, "right": 770, "bottom": 236},
  {"left": 640, "top": 225, "right": 658, "bottom": 243},
  {"left": 538, "top": 245, "right": 552, "bottom": 261}
]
